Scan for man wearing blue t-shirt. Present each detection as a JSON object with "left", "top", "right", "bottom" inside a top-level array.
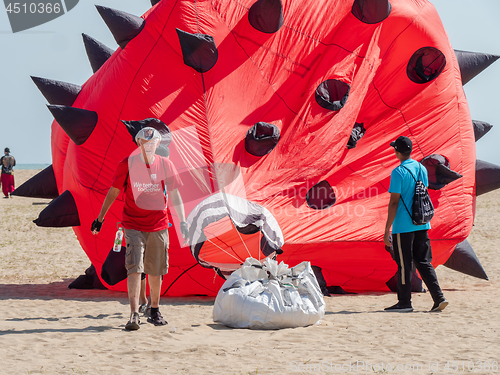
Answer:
[{"left": 383, "top": 136, "right": 448, "bottom": 313}]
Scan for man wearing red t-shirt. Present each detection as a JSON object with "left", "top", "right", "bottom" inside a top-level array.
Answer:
[{"left": 91, "top": 127, "right": 188, "bottom": 330}]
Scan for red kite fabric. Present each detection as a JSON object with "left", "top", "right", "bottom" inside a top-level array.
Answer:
[{"left": 26, "top": 0, "right": 481, "bottom": 295}]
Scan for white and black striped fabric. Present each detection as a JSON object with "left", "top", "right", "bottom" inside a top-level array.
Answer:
[{"left": 186, "top": 193, "right": 284, "bottom": 269}]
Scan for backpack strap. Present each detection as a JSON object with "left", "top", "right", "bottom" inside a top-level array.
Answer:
[
  {"left": 398, "top": 164, "right": 419, "bottom": 221},
  {"left": 399, "top": 190, "right": 413, "bottom": 221},
  {"left": 401, "top": 164, "right": 416, "bottom": 182}
]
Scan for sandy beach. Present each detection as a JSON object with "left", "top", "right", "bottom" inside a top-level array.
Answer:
[{"left": 0, "top": 170, "right": 498, "bottom": 374}]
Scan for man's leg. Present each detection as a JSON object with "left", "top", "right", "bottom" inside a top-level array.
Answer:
[
  {"left": 1, "top": 174, "right": 8, "bottom": 197},
  {"left": 8, "top": 174, "right": 14, "bottom": 196},
  {"left": 123, "top": 229, "right": 146, "bottom": 330},
  {"left": 413, "top": 230, "right": 447, "bottom": 309},
  {"left": 143, "top": 229, "right": 168, "bottom": 325},
  {"left": 148, "top": 275, "right": 162, "bottom": 308},
  {"left": 392, "top": 232, "right": 414, "bottom": 307},
  {"left": 127, "top": 272, "right": 142, "bottom": 313},
  {"left": 139, "top": 274, "right": 148, "bottom": 306},
  {"left": 124, "top": 272, "right": 142, "bottom": 330}
]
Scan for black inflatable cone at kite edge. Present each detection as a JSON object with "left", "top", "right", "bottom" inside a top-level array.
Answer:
[
  {"left": 443, "top": 239, "right": 488, "bottom": 280},
  {"left": 47, "top": 105, "right": 98, "bottom": 146},
  {"left": 151, "top": 0, "right": 161, "bottom": 6},
  {"left": 12, "top": 165, "right": 59, "bottom": 199},
  {"left": 454, "top": 49, "right": 500, "bottom": 86},
  {"left": 31, "top": 76, "right": 81, "bottom": 107},
  {"left": 475, "top": 159, "right": 500, "bottom": 196},
  {"left": 95, "top": 5, "right": 145, "bottom": 49},
  {"left": 68, "top": 264, "right": 106, "bottom": 289},
  {"left": 472, "top": 120, "right": 493, "bottom": 142},
  {"left": 33, "top": 190, "right": 80, "bottom": 227},
  {"left": 101, "top": 247, "right": 127, "bottom": 286},
  {"left": 82, "top": 33, "right": 114, "bottom": 73}
]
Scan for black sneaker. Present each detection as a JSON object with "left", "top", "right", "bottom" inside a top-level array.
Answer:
[
  {"left": 384, "top": 303, "right": 413, "bottom": 312},
  {"left": 430, "top": 299, "right": 448, "bottom": 312},
  {"left": 125, "top": 312, "right": 140, "bottom": 330},
  {"left": 147, "top": 311, "right": 167, "bottom": 326}
]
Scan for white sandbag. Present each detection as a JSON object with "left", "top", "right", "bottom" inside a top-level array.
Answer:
[{"left": 213, "top": 258, "right": 325, "bottom": 329}]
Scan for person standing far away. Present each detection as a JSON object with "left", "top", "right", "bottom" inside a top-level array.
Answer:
[
  {"left": 383, "top": 136, "right": 448, "bottom": 313},
  {"left": 91, "top": 127, "right": 189, "bottom": 330},
  {"left": 0, "top": 148, "right": 16, "bottom": 198}
]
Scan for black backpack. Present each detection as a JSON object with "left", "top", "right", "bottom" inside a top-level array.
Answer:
[{"left": 401, "top": 164, "right": 434, "bottom": 225}]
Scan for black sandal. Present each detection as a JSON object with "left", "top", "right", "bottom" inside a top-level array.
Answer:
[{"left": 147, "top": 311, "right": 167, "bottom": 326}]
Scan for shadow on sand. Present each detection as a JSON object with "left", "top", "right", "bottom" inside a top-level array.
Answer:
[{"left": 0, "top": 279, "right": 216, "bottom": 307}]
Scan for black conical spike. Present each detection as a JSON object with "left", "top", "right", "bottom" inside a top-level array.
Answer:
[
  {"left": 33, "top": 190, "right": 80, "bottom": 227},
  {"left": 176, "top": 29, "right": 218, "bottom": 73},
  {"left": 95, "top": 5, "right": 145, "bottom": 49},
  {"left": 12, "top": 165, "right": 59, "bottom": 199},
  {"left": 31, "top": 76, "right": 81, "bottom": 106},
  {"left": 151, "top": 0, "right": 161, "bottom": 5},
  {"left": 248, "top": 0, "right": 284, "bottom": 33},
  {"left": 472, "top": 120, "right": 493, "bottom": 142},
  {"left": 454, "top": 50, "right": 500, "bottom": 86},
  {"left": 444, "top": 240, "right": 488, "bottom": 280},
  {"left": 82, "top": 33, "right": 114, "bottom": 73},
  {"left": 476, "top": 159, "right": 500, "bottom": 196},
  {"left": 47, "top": 105, "right": 98, "bottom": 145}
]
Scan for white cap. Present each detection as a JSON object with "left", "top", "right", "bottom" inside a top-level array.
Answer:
[{"left": 135, "top": 127, "right": 161, "bottom": 143}]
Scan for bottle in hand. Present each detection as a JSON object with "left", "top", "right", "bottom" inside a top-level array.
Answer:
[{"left": 113, "top": 227, "right": 123, "bottom": 252}]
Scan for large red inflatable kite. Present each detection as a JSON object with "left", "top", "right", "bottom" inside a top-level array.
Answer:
[{"left": 15, "top": 0, "right": 499, "bottom": 295}]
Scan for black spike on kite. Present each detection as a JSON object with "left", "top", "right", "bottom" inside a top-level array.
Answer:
[
  {"left": 472, "top": 120, "right": 493, "bottom": 142},
  {"left": 95, "top": 5, "right": 145, "bottom": 49},
  {"left": 30, "top": 76, "right": 81, "bottom": 107},
  {"left": 443, "top": 239, "right": 488, "bottom": 280},
  {"left": 47, "top": 105, "right": 98, "bottom": 145},
  {"left": 12, "top": 165, "right": 59, "bottom": 199},
  {"left": 454, "top": 50, "right": 500, "bottom": 86},
  {"left": 33, "top": 190, "right": 80, "bottom": 227},
  {"left": 248, "top": 0, "right": 284, "bottom": 33},
  {"left": 82, "top": 33, "right": 114, "bottom": 73},
  {"left": 176, "top": 29, "right": 218, "bottom": 73},
  {"left": 151, "top": 0, "right": 161, "bottom": 6},
  {"left": 475, "top": 159, "right": 500, "bottom": 196}
]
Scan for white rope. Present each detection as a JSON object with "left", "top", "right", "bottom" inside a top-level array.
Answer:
[
  {"left": 206, "top": 238, "right": 244, "bottom": 262},
  {"left": 235, "top": 227, "right": 252, "bottom": 259}
]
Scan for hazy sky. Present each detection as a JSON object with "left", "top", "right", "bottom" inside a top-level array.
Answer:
[{"left": 0, "top": 0, "right": 499, "bottom": 165}]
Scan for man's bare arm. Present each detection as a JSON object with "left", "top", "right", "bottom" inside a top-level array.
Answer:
[
  {"left": 98, "top": 187, "right": 121, "bottom": 221},
  {"left": 169, "top": 188, "right": 186, "bottom": 223},
  {"left": 384, "top": 192, "right": 400, "bottom": 247}
]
